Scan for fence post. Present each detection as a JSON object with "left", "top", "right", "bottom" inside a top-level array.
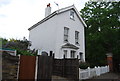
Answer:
[
  {"left": 15, "top": 50, "right": 17, "bottom": 56},
  {"left": 99, "top": 66, "right": 102, "bottom": 75},
  {"left": 105, "top": 66, "right": 107, "bottom": 73},
  {"left": 94, "top": 66, "right": 97, "bottom": 76},
  {"left": 97, "top": 66, "right": 100, "bottom": 76},
  {"left": 77, "top": 55, "right": 78, "bottom": 59},
  {"left": 107, "top": 65, "right": 109, "bottom": 72},
  {"left": 63, "top": 55, "right": 65, "bottom": 77},
  {"left": 50, "top": 51, "right": 53, "bottom": 56},
  {"left": 79, "top": 68, "right": 81, "bottom": 80},
  {"left": 88, "top": 67, "right": 90, "bottom": 77},
  {"left": 53, "top": 53, "right": 55, "bottom": 58}
]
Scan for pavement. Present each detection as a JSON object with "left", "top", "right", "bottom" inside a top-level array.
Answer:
[
  {"left": 52, "top": 76, "right": 69, "bottom": 81},
  {"left": 84, "top": 72, "right": 120, "bottom": 81},
  {"left": 52, "top": 72, "right": 120, "bottom": 81}
]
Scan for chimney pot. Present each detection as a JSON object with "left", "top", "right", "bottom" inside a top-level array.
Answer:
[
  {"left": 47, "top": 3, "right": 50, "bottom": 7},
  {"left": 45, "top": 3, "right": 51, "bottom": 17}
]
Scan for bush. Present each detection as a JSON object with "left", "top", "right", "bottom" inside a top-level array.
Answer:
[
  {"left": 10, "top": 47, "right": 37, "bottom": 56},
  {"left": 79, "top": 62, "right": 90, "bottom": 69},
  {"left": 17, "top": 49, "right": 37, "bottom": 56}
]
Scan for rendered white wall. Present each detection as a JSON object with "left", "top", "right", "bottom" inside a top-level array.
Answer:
[
  {"left": 29, "top": 15, "right": 58, "bottom": 54},
  {"left": 29, "top": 9, "right": 85, "bottom": 61},
  {"left": 54, "top": 9, "right": 85, "bottom": 60}
]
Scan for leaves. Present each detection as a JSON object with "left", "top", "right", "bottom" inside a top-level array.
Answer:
[
  {"left": 2, "top": 38, "right": 36, "bottom": 56},
  {"left": 80, "top": 1, "right": 120, "bottom": 66}
]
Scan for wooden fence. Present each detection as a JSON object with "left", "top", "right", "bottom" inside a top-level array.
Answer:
[
  {"left": 37, "top": 55, "right": 53, "bottom": 81},
  {"left": 2, "top": 52, "right": 19, "bottom": 80},
  {"left": 18, "top": 55, "right": 53, "bottom": 81},
  {"left": 18, "top": 54, "right": 80, "bottom": 80},
  {"left": 53, "top": 58, "right": 79, "bottom": 80},
  {"left": 79, "top": 65, "right": 109, "bottom": 80},
  {"left": 18, "top": 55, "right": 36, "bottom": 81}
]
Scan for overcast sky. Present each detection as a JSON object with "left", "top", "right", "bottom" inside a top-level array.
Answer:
[{"left": 0, "top": 0, "right": 89, "bottom": 40}]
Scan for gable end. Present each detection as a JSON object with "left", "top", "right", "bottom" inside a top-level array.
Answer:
[{"left": 28, "top": 5, "right": 87, "bottom": 31}]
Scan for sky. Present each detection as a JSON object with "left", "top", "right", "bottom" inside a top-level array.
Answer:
[{"left": 0, "top": 0, "right": 89, "bottom": 40}]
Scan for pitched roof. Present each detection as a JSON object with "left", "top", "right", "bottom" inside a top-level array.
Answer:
[
  {"left": 28, "top": 5, "right": 87, "bottom": 31},
  {"left": 62, "top": 43, "right": 79, "bottom": 49}
]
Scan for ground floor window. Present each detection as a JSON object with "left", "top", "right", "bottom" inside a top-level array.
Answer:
[
  {"left": 71, "top": 50, "right": 76, "bottom": 58},
  {"left": 80, "top": 52, "right": 83, "bottom": 60},
  {"left": 63, "top": 50, "right": 67, "bottom": 58}
]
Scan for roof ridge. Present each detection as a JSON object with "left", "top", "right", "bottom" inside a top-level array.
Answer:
[
  {"left": 28, "top": 5, "right": 87, "bottom": 31},
  {"left": 56, "top": 5, "right": 74, "bottom": 12}
]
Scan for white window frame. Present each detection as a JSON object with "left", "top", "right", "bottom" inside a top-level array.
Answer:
[
  {"left": 75, "top": 31, "right": 79, "bottom": 45},
  {"left": 70, "top": 10, "right": 74, "bottom": 20},
  {"left": 80, "top": 52, "right": 83, "bottom": 61},
  {"left": 71, "top": 50, "right": 76, "bottom": 58},
  {"left": 63, "top": 50, "right": 67, "bottom": 58},
  {"left": 64, "top": 27, "right": 69, "bottom": 43}
]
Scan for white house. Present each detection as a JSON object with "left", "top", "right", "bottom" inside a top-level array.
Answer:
[{"left": 28, "top": 4, "right": 87, "bottom": 61}]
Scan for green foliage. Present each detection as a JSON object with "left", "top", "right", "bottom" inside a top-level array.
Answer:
[
  {"left": 16, "top": 48, "right": 37, "bottom": 56},
  {"left": 79, "top": 62, "right": 90, "bottom": 69},
  {"left": 2, "top": 38, "right": 36, "bottom": 56},
  {"left": 1, "top": 38, "right": 8, "bottom": 46},
  {"left": 80, "top": 1, "right": 120, "bottom": 67},
  {"left": 0, "top": 38, "right": 2, "bottom": 48},
  {"left": 81, "top": 2, "right": 120, "bottom": 32},
  {"left": 5, "top": 39, "right": 30, "bottom": 50}
]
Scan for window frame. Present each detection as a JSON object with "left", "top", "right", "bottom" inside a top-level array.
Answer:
[
  {"left": 79, "top": 52, "right": 83, "bottom": 61},
  {"left": 64, "top": 27, "right": 69, "bottom": 43},
  {"left": 71, "top": 50, "right": 76, "bottom": 58},
  {"left": 75, "top": 31, "right": 79, "bottom": 45},
  {"left": 70, "top": 10, "right": 74, "bottom": 20},
  {"left": 63, "top": 50, "right": 67, "bottom": 58}
]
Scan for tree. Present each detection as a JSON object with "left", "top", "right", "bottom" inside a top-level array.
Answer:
[
  {"left": 80, "top": 1, "right": 120, "bottom": 67},
  {"left": 81, "top": 2, "right": 120, "bottom": 31}
]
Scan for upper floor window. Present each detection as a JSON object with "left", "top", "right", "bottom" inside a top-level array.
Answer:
[
  {"left": 75, "top": 31, "right": 79, "bottom": 44},
  {"left": 70, "top": 10, "right": 74, "bottom": 20},
  {"left": 64, "top": 27, "right": 69, "bottom": 42}
]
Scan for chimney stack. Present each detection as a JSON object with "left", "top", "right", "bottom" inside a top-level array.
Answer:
[{"left": 45, "top": 3, "right": 51, "bottom": 17}]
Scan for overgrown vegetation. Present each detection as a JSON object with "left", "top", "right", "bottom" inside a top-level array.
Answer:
[
  {"left": 2, "top": 38, "right": 37, "bottom": 56},
  {"left": 80, "top": 1, "right": 120, "bottom": 67},
  {"left": 79, "top": 62, "right": 90, "bottom": 69}
]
